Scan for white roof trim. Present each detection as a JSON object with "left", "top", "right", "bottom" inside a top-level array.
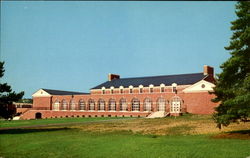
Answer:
[
  {"left": 32, "top": 89, "right": 51, "bottom": 97},
  {"left": 183, "top": 80, "right": 215, "bottom": 93}
]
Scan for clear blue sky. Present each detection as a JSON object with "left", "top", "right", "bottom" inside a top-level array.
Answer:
[{"left": 1, "top": 1, "right": 236, "bottom": 98}]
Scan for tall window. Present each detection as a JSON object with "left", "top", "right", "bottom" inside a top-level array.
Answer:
[
  {"left": 69, "top": 99, "right": 76, "bottom": 110},
  {"left": 53, "top": 100, "right": 60, "bottom": 111},
  {"left": 139, "top": 88, "right": 143, "bottom": 93},
  {"left": 119, "top": 98, "right": 127, "bottom": 111},
  {"left": 61, "top": 99, "right": 67, "bottom": 110},
  {"left": 98, "top": 99, "right": 105, "bottom": 111},
  {"left": 144, "top": 98, "right": 152, "bottom": 111},
  {"left": 111, "top": 89, "right": 114, "bottom": 94},
  {"left": 79, "top": 99, "right": 85, "bottom": 110},
  {"left": 102, "top": 89, "right": 105, "bottom": 94},
  {"left": 109, "top": 99, "right": 116, "bottom": 111},
  {"left": 157, "top": 97, "right": 166, "bottom": 111},
  {"left": 132, "top": 98, "right": 140, "bottom": 111},
  {"left": 88, "top": 99, "right": 95, "bottom": 111}
]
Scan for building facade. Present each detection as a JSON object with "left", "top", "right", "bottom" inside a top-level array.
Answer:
[{"left": 19, "top": 65, "right": 218, "bottom": 119}]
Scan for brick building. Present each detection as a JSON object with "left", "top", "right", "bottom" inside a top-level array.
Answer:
[{"left": 19, "top": 65, "right": 217, "bottom": 119}]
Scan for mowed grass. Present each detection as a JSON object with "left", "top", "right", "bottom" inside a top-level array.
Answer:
[
  {"left": 0, "top": 114, "right": 250, "bottom": 158},
  {"left": 0, "top": 117, "right": 127, "bottom": 128}
]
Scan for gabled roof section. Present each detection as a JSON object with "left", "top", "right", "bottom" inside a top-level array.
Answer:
[
  {"left": 41, "top": 89, "right": 89, "bottom": 95},
  {"left": 91, "top": 73, "right": 207, "bottom": 89}
]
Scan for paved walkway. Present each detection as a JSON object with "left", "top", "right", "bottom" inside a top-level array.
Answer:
[{"left": 0, "top": 118, "right": 136, "bottom": 130}]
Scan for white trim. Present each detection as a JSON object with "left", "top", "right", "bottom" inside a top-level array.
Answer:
[
  {"left": 183, "top": 80, "right": 215, "bottom": 93},
  {"left": 32, "top": 89, "right": 51, "bottom": 97}
]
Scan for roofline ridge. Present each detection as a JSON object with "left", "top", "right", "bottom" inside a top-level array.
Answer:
[
  {"left": 41, "top": 88, "right": 88, "bottom": 94},
  {"left": 120, "top": 72, "right": 204, "bottom": 80}
]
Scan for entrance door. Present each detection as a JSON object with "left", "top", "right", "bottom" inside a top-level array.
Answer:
[
  {"left": 171, "top": 101, "right": 181, "bottom": 113},
  {"left": 35, "top": 112, "right": 42, "bottom": 119}
]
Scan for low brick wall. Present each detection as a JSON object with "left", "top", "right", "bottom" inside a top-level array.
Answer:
[
  {"left": 21, "top": 110, "right": 151, "bottom": 120},
  {"left": 16, "top": 108, "right": 31, "bottom": 114}
]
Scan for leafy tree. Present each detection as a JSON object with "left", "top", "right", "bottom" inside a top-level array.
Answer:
[
  {"left": 0, "top": 61, "right": 24, "bottom": 119},
  {"left": 212, "top": 2, "right": 250, "bottom": 128}
]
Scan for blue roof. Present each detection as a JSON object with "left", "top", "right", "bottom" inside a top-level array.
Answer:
[
  {"left": 91, "top": 73, "right": 206, "bottom": 89},
  {"left": 42, "top": 89, "right": 89, "bottom": 95}
]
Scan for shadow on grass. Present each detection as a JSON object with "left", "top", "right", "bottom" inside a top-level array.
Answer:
[
  {"left": 212, "top": 129, "right": 250, "bottom": 140},
  {"left": 0, "top": 127, "right": 72, "bottom": 135},
  {"left": 228, "top": 129, "right": 250, "bottom": 134}
]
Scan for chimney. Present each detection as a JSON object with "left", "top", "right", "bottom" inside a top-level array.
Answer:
[
  {"left": 203, "top": 65, "right": 214, "bottom": 76},
  {"left": 108, "top": 73, "right": 120, "bottom": 81}
]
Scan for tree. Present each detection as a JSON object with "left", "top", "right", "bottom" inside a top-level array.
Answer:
[
  {"left": 212, "top": 1, "right": 250, "bottom": 129},
  {"left": 0, "top": 61, "right": 24, "bottom": 119}
]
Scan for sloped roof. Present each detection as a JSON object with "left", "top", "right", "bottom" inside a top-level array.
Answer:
[
  {"left": 91, "top": 73, "right": 206, "bottom": 89},
  {"left": 42, "top": 89, "right": 89, "bottom": 95}
]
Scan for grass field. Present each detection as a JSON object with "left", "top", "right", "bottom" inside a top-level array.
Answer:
[
  {"left": 0, "top": 114, "right": 249, "bottom": 158},
  {"left": 0, "top": 117, "right": 127, "bottom": 128}
]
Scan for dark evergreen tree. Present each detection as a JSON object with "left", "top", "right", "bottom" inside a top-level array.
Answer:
[
  {"left": 212, "top": 2, "right": 250, "bottom": 128},
  {"left": 0, "top": 61, "right": 24, "bottom": 119}
]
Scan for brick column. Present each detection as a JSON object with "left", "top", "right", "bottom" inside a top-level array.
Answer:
[
  {"left": 127, "top": 102, "right": 131, "bottom": 111},
  {"left": 105, "top": 101, "right": 109, "bottom": 111},
  {"left": 140, "top": 100, "right": 144, "bottom": 112},
  {"left": 116, "top": 101, "right": 120, "bottom": 112},
  {"left": 152, "top": 101, "right": 157, "bottom": 112},
  {"left": 86, "top": 102, "right": 89, "bottom": 111},
  {"left": 95, "top": 102, "right": 98, "bottom": 111}
]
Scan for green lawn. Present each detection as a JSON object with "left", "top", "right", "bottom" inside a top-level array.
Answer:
[
  {"left": 0, "top": 117, "right": 128, "bottom": 128},
  {"left": 0, "top": 128, "right": 249, "bottom": 158},
  {"left": 0, "top": 116, "right": 249, "bottom": 158}
]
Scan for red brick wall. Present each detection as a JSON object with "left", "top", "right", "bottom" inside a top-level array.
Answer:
[
  {"left": 33, "top": 97, "right": 52, "bottom": 109},
  {"left": 183, "top": 92, "right": 217, "bottom": 114}
]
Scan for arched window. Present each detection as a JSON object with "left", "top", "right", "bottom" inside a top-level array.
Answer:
[
  {"left": 110, "top": 86, "right": 114, "bottom": 94},
  {"left": 79, "top": 99, "right": 85, "bottom": 110},
  {"left": 98, "top": 99, "right": 105, "bottom": 111},
  {"left": 119, "top": 98, "right": 127, "bottom": 111},
  {"left": 157, "top": 97, "right": 166, "bottom": 111},
  {"left": 160, "top": 84, "right": 165, "bottom": 93},
  {"left": 172, "top": 83, "right": 177, "bottom": 93},
  {"left": 61, "top": 99, "right": 67, "bottom": 110},
  {"left": 53, "top": 100, "right": 60, "bottom": 111},
  {"left": 102, "top": 87, "right": 105, "bottom": 94},
  {"left": 129, "top": 85, "right": 133, "bottom": 94},
  {"left": 139, "top": 85, "right": 143, "bottom": 93},
  {"left": 109, "top": 99, "right": 116, "bottom": 111},
  {"left": 119, "top": 86, "right": 124, "bottom": 94},
  {"left": 149, "top": 84, "right": 154, "bottom": 93},
  {"left": 144, "top": 98, "right": 152, "bottom": 111},
  {"left": 69, "top": 99, "right": 76, "bottom": 110},
  {"left": 132, "top": 98, "right": 140, "bottom": 111},
  {"left": 170, "top": 96, "right": 182, "bottom": 113},
  {"left": 88, "top": 99, "right": 95, "bottom": 111}
]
